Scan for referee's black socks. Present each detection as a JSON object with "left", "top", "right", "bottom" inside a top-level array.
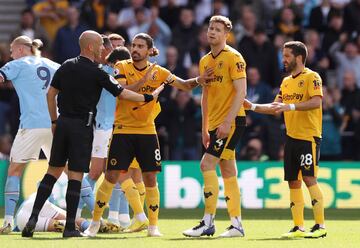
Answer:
[
  {"left": 65, "top": 180, "right": 81, "bottom": 231},
  {"left": 29, "top": 173, "right": 58, "bottom": 221}
]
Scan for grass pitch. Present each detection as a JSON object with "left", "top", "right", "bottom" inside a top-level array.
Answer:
[{"left": 0, "top": 208, "right": 359, "bottom": 248}]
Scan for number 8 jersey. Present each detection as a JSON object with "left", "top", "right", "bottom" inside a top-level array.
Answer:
[{"left": 0, "top": 56, "right": 60, "bottom": 129}]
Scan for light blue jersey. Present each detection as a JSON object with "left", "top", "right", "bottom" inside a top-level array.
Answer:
[
  {"left": 0, "top": 56, "right": 60, "bottom": 129},
  {"left": 95, "top": 64, "right": 116, "bottom": 130}
]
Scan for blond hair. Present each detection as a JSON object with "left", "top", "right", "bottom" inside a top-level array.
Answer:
[
  {"left": 12, "top": 36, "right": 43, "bottom": 57},
  {"left": 209, "top": 15, "right": 232, "bottom": 32}
]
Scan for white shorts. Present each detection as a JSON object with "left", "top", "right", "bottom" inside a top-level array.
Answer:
[
  {"left": 92, "top": 129, "right": 112, "bottom": 158},
  {"left": 10, "top": 128, "right": 52, "bottom": 163},
  {"left": 15, "top": 194, "right": 65, "bottom": 231}
]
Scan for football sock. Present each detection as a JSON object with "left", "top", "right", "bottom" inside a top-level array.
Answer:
[
  {"left": 119, "top": 190, "right": 129, "bottom": 215},
  {"left": 93, "top": 179, "right": 115, "bottom": 221},
  {"left": 65, "top": 180, "right": 81, "bottom": 231},
  {"left": 85, "top": 174, "right": 96, "bottom": 191},
  {"left": 136, "top": 182, "right": 146, "bottom": 209},
  {"left": 4, "top": 176, "right": 20, "bottom": 224},
  {"left": 79, "top": 177, "right": 95, "bottom": 213},
  {"left": 121, "top": 178, "right": 143, "bottom": 215},
  {"left": 308, "top": 184, "right": 325, "bottom": 226},
  {"left": 29, "top": 174, "right": 57, "bottom": 221},
  {"left": 145, "top": 186, "right": 160, "bottom": 226},
  {"left": 203, "top": 170, "right": 219, "bottom": 216},
  {"left": 290, "top": 188, "right": 305, "bottom": 228},
  {"left": 223, "top": 176, "right": 241, "bottom": 218},
  {"left": 108, "top": 183, "right": 121, "bottom": 222}
]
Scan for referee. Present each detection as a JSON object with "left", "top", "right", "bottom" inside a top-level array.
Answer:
[{"left": 22, "top": 30, "right": 163, "bottom": 238}]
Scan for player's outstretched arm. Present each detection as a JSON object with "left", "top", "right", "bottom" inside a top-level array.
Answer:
[
  {"left": 119, "top": 84, "right": 164, "bottom": 102},
  {"left": 119, "top": 63, "right": 157, "bottom": 92},
  {"left": 171, "top": 67, "right": 215, "bottom": 91},
  {"left": 271, "top": 95, "right": 322, "bottom": 114}
]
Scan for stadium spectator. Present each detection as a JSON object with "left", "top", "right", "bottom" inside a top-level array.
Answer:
[
  {"left": 340, "top": 70, "right": 360, "bottom": 160},
  {"left": 32, "top": 0, "right": 69, "bottom": 41},
  {"left": 127, "top": 7, "right": 149, "bottom": 40},
  {"left": 10, "top": 8, "right": 51, "bottom": 55},
  {"left": 139, "top": 6, "right": 172, "bottom": 66},
  {"left": 343, "top": 0, "right": 360, "bottom": 38},
  {"left": 183, "top": 25, "right": 210, "bottom": 69},
  {"left": 171, "top": 6, "right": 199, "bottom": 64},
  {"left": 166, "top": 90, "right": 200, "bottom": 160},
  {"left": 79, "top": 0, "right": 111, "bottom": 31},
  {"left": 117, "top": 0, "right": 150, "bottom": 30},
  {"left": 239, "top": 26, "right": 280, "bottom": 87},
  {"left": 240, "top": 137, "right": 269, "bottom": 161},
  {"left": 100, "top": 12, "right": 129, "bottom": 43},
  {"left": 330, "top": 39, "right": 360, "bottom": 88},
  {"left": 322, "top": 10, "right": 344, "bottom": 59},
  {"left": 159, "top": 0, "right": 182, "bottom": 29},
  {"left": 308, "top": 0, "right": 337, "bottom": 33},
  {"left": 321, "top": 86, "right": 343, "bottom": 160},
  {"left": 53, "top": 6, "right": 89, "bottom": 63},
  {"left": 274, "top": 7, "right": 303, "bottom": 41}
]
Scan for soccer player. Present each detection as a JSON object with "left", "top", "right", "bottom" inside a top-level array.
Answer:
[
  {"left": 0, "top": 36, "right": 60, "bottom": 234},
  {"left": 21, "top": 30, "right": 163, "bottom": 238},
  {"left": 84, "top": 32, "right": 213, "bottom": 237},
  {"left": 244, "top": 41, "right": 326, "bottom": 239},
  {"left": 182, "top": 15, "right": 247, "bottom": 238}
]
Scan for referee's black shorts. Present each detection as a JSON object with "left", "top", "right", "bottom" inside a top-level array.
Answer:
[{"left": 49, "top": 116, "right": 93, "bottom": 173}]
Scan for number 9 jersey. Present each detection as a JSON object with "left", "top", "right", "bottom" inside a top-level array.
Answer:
[{"left": 0, "top": 56, "right": 60, "bottom": 129}]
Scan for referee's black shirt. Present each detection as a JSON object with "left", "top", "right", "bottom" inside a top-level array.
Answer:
[{"left": 51, "top": 56, "right": 124, "bottom": 118}]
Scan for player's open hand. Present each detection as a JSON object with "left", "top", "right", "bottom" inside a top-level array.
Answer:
[
  {"left": 270, "top": 102, "right": 290, "bottom": 114},
  {"left": 216, "top": 121, "right": 231, "bottom": 139},
  {"left": 197, "top": 67, "right": 215, "bottom": 86},
  {"left": 139, "top": 62, "right": 157, "bottom": 84},
  {"left": 152, "top": 83, "right": 164, "bottom": 99},
  {"left": 243, "top": 99, "right": 253, "bottom": 110}
]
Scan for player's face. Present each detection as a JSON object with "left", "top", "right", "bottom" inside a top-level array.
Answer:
[
  {"left": 282, "top": 47, "right": 297, "bottom": 72},
  {"left": 207, "top": 22, "right": 228, "bottom": 46},
  {"left": 131, "top": 38, "right": 149, "bottom": 62},
  {"left": 111, "top": 39, "right": 125, "bottom": 48},
  {"left": 10, "top": 43, "right": 23, "bottom": 59}
]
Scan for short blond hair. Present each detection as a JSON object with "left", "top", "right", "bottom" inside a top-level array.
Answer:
[
  {"left": 12, "top": 35, "right": 43, "bottom": 57},
  {"left": 209, "top": 15, "right": 232, "bottom": 32}
]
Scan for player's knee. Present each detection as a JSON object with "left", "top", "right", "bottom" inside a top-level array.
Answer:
[
  {"left": 142, "top": 172, "right": 156, "bottom": 187},
  {"left": 303, "top": 176, "right": 317, "bottom": 187},
  {"left": 8, "top": 163, "right": 25, "bottom": 176}
]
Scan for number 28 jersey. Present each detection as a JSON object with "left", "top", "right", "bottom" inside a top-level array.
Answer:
[{"left": 0, "top": 56, "right": 60, "bottom": 129}]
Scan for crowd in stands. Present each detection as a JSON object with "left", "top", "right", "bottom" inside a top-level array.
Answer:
[{"left": 1, "top": 0, "right": 360, "bottom": 161}]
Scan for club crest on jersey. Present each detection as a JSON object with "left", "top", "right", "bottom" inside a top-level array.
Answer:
[
  {"left": 218, "top": 61, "right": 223, "bottom": 69},
  {"left": 298, "top": 80, "right": 304, "bottom": 87},
  {"left": 236, "top": 62, "right": 245, "bottom": 72},
  {"left": 151, "top": 70, "right": 158, "bottom": 81},
  {"left": 110, "top": 158, "right": 117, "bottom": 166}
]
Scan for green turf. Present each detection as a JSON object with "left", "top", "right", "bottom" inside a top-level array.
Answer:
[{"left": 0, "top": 208, "right": 359, "bottom": 248}]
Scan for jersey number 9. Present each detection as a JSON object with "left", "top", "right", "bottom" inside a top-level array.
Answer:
[{"left": 37, "top": 66, "right": 51, "bottom": 90}]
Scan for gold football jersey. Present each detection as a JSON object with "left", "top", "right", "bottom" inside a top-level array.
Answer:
[
  {"left": 113, "top": 59, "right": 174, "bottom": 134},
  {"left": 199, "top": 45, "right": 246, "bottom": 131},
  {"left": 276, "top": 67, "right": 323, "bottom": 141}
]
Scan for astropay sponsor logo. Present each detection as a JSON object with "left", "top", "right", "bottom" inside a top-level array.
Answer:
[{"left": 164, "top": 165, "right": 264, "bottom": 208}]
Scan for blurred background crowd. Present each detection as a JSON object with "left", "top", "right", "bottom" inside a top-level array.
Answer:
[{"left": 0, "top": 0, "right": 360, "bottom": 161}]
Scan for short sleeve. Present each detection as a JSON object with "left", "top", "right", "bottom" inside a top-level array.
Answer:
[
  {"left": 98, "top": 69, "right": 124, "bottom": 97},
  {"left": 230, "top": 53, "right": 246, "bottom": 80},
  {"left": 0, "top": 60, "right": 21, "bottom": 82},
  {"left": 308, "top": 72, "right": 323, "bottom": 97},
  {"left": 114, "top": 62, "right": 127, "bottom": 85},
  {"left": 158, "top": 66, "right": 175, "bottom": 84},
  {"left": 50, "top": 63, "right": 65, "bottom": 90}
]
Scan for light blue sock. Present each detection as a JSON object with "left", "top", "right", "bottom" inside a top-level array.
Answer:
[
  {"left": 79, "top": 177, "right": 95, "bottom": 213},
  {"left": 80, "top": 219, "right": 90, "bottom": 231},
  {"left": 4, "top": 176, "right": 20, "bottom": 218},
  {"left": 108, "top": 183, "right": 121, "bottom": 221},
  {"left": 119, "top": 190, "right": 129, "bottom": 215},
  {"left": 85, "top": 174, "right": 96, "bottom": 191}
]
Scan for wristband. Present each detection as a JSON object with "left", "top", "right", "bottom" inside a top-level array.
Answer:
[
  {"left": 250, "top": 104, "right": 257, "bottom": 111},
  {"left": 51, "top": 120, "right": 57, "bottom": 124},
  {"left": 195, "top": 77, "right": 200, "bottom": 84},
  {"left": 143, "top": 94, "right": 154, "bottom": 102},
  {"left": 289, "top": 104, "right": 296, "bottom": 111}
]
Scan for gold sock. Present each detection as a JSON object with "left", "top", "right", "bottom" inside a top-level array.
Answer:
[
  {"left": 290, "top": 188, "right": 305, "bottom": 227},
  {"left": 93, "top": 179, "right": 115, "bottom": 221},
  {"left": 121, "top": 178, "right": 143, "bottom": 215},
  {"left": 203, "top": 170, "right": 219, "bottom": 215},
  {"left": 223, "top": 176, "right": 241, "bottom": 217},
  {"left": 145, "top": 186, "right": 160, "bottom": 226},
  {"left": 308, "top": 184, "right": 325, "bottom": 225},
  {"left": 136, "top": 182, "right": 146, "bottom": 209}
]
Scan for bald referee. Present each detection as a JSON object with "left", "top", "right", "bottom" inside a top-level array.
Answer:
[{"left": 22, "top": 30, "right": 163, "bottom": 238}]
